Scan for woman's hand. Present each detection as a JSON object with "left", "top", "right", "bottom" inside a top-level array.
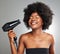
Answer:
[{"left": 8, "top": 30, "right": 16, "bottom": 42}]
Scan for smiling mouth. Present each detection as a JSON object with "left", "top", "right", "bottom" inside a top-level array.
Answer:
[{"left": 31, "top": 21, "right": 38, "bottom": 25}]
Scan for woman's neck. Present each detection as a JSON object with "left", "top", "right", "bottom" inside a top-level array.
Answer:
[{"left": 31, "top": 28, "right": 43, "bottom": 37}]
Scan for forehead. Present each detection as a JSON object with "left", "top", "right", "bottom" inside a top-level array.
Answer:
[{"left": 31, "top": 12, "right": 39, "bottom": 16}]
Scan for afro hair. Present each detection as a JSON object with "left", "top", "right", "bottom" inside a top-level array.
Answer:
[{"left": 23, "top": 2, "right": 54, "bottom": 30}]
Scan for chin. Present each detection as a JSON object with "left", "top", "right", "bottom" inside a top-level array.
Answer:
[
  {"left": 29, "top": 24, "right": 42, "bottom": 29},
  {"left": 31, "top": 26, "right": 39, "bottom": 29}
]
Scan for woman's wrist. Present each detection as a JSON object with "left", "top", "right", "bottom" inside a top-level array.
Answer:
[{"left": 9, "top": 37, "right": 15, "bottom": 43}]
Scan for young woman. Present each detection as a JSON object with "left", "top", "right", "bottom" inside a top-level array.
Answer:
[{"left": 8, "top": 2, "right": 54, "bottom": 54}]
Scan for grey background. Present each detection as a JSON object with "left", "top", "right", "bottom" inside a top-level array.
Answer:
[{"left": 0, "top": 0, "right": 60, "bottom": 54}]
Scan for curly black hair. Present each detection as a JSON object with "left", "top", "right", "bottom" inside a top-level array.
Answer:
[{"left": 23, "top": 2, "right": 54, "bottom": 30}]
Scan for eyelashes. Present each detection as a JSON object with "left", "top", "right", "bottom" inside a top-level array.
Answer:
[{"left": 30, "top": 15, "right": 40, "bottom": 19}]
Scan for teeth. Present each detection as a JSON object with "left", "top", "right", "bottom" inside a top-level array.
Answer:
[{"left": 31, "top": 21, "right": 37, "bottom": 24}]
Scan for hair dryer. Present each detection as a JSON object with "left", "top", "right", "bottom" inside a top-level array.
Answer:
[{"left": 2, "top": 19, "right": 21, "bottom": 47}]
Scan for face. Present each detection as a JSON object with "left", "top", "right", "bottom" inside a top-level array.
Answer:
[{"left": 28, "top": 12, "right": 43, "bottom": 29}]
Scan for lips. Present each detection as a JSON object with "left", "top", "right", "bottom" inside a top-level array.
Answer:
[{"left": 31, "top": 21, "right": 38, "bottom": 25}]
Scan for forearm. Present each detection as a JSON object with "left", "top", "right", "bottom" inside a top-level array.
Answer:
[
  {"left": 9, "top": 38, "right": 17, "bottom": 54},
  {"left": 49, "top": 48, "right": 55, "bottom": 54},
  {"left": 49, "top": 52, "right": 54, "bottom": 54}
]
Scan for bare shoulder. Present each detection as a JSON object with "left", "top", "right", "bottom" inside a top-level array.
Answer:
[
  {"left": 46, "top": 32, "right": 54, "bottom": 40},
  {"left": 45, "top": 32, "right": 54, "bottom": 44},
  {"left": 19, "top": 32, "right": 31, "bottom": 42}
]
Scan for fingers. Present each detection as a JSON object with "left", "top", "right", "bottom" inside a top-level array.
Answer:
[
  {"left": 8, "top": 30, "right": 13, "bottom": 33},
  {"left": 8, "top": 30, "right": 16, "bottom": 39}
]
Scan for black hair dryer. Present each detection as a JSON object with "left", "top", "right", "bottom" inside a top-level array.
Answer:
[{"left": 2, "top": 19, "right": 21, "bottom": 47}]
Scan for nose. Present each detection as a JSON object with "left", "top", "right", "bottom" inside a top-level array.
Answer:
[{"left": 31, "top": 17, "right": 36, "bottom": 20}]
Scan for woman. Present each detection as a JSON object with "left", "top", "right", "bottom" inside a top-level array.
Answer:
[{"left": 8, "top": 2, "right": 54, "bottom": 54}]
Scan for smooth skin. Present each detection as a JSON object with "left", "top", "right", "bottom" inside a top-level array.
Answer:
[{"left": 8, "top": 12, "right": 54, "bottom": 54}]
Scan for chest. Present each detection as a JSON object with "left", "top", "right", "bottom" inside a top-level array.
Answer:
[{"left": 24, "top": 37, "right": 51, "bottom": 48}]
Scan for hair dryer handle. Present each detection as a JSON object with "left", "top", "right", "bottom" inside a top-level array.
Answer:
[{"left": 14, "top": 36, "right": 17, "bottom": 47}]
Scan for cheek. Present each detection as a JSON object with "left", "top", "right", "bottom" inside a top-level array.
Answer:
[{"left": 38, "top": 19, "right": 43, "bottom": 25}]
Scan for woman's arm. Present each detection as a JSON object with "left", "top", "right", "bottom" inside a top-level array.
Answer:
[
  {"left": 8, "top": 30, "right": 17, "bottom": 54},
  {"left": 17, "top": 34, "right": 25, "bottom": 54},
  {"left": 8, "top": 30, "right": 25, "bottom": 54},
  {"left": 49, "top": 35, "right": 55, "bottom": 54}
]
